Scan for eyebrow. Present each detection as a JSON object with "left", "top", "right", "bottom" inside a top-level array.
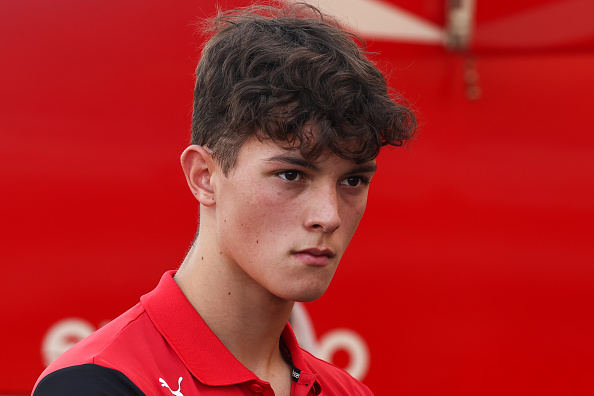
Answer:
[
  {"left": 264, "top": 154, "right": 377, "bottom": 174},
  {"left": 265, "top": 154, "right": 320, "bottom": 171},
  {"left": 348, "top": 164, "right": 378, "bottom": 174}
]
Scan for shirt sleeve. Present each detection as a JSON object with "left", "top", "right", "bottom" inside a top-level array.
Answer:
[{"left": 33, "top": 364, "right": 145, "bottom": 396}]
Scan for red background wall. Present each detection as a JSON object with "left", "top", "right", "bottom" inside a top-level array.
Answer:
[{"left": 1, "top": 0, "right": 593, "bottom": 394}]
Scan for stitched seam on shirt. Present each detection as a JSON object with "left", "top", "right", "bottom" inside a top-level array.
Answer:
[{"left": 90, "top": 306, "right": 147, "bottom": 365}]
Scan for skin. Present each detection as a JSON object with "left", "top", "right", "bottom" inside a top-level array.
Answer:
[{"left": 175, "top": 134, "right": 376, "bottom": 396}]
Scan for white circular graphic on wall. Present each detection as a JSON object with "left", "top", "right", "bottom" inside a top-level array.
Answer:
[
  {"left": 42, "top": 318, "right": 96, "bottom": 367},
  {"left": 290, "top": 302, "right": 370, "bottom": 380}
]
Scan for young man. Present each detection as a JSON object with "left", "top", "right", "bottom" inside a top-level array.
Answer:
[{"left": 33, "top": 3, "right": 415, "bottom": 395}]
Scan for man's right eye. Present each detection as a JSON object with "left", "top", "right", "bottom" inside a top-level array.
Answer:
[{"left": 277, "top": 170, "right": 302, "bottom": 182}]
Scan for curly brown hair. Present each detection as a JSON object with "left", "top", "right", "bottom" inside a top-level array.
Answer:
[{"left": 192, "top": 2, "right": 416, "bottom": 174}]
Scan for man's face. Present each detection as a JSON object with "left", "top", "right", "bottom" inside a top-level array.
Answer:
[{"left": 210, "top": 136, "right": 377, "bottom": 302}]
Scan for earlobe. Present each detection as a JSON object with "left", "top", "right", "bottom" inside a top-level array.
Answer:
[{"left": 180, "top": 145, "right": 217, "bottom": 207}]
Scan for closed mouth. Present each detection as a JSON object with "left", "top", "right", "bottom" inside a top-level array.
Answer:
[{"left": 294, "top": 247, "right": 335, "bottom": 258}]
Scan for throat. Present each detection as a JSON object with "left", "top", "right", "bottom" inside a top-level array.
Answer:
[{"left": 250, "top": 342, "right": 293, "bottom": 396}]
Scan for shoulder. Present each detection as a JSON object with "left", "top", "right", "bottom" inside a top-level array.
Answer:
[
  {"left": 33, "top": 364, "right": 145, "bottom": 395},
  {"left": 301, "top": 349, "right": 374, "bottom": 395},
  {"left": 41, "top": 303, "right": 148, "bottom": 372},
  {"left": 34, "top": 303, "right": 163, "bottom": 393}
]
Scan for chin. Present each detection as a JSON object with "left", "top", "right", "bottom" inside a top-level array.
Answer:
[
  {"left": 293, "top": 293, "right": 326, "bottom": 303},
  {"left": 279, "top": 284, "right": 331, "bottom": 303}
]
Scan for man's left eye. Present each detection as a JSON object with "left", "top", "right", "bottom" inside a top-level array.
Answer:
[{"left": 341, "top": 176, "right": 368, "bottom": 187}]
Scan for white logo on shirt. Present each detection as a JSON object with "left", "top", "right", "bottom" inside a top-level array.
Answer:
[{"left": 159, "top": 377, "right": 184, "bottom": 396}]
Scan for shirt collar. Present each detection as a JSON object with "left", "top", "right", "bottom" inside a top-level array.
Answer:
[{"left": 141, "top": 270, "right": 319, "bottom": 390}]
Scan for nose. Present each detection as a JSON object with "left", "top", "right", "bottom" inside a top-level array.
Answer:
[{"left": 304, "top": 185, "right": 341, "bottom": 233}]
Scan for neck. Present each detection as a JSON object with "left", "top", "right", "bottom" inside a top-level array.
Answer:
[{"left": 174, "top": 230, "right": 294, "bottom": 376}]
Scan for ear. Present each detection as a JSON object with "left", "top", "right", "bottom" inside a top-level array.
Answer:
[{"left": 180, "top": 145, "right": 217, "bottom": 207}]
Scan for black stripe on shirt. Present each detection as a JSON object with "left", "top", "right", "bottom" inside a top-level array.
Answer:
[{"left": 34, "top": 364, "right": 145, "bottom": 396}]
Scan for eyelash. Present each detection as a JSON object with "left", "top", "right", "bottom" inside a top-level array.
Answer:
[
  {"left": 276, "top": 170, "right": 304, "bottom": 182},
  {"left": 275, "top": 171, "right": 370, "bottom": 187},
  {"left": 341, "top": 176, "right": 371, "bottom": 187}
]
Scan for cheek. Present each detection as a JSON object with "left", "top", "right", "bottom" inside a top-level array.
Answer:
[
  {"left": 221, "top": 184, "right": 297, "bottom": 249},
  {"left": 341, "top": 194, "right": 369, "bottom": 231},
  {"left": 251, "top": 190, "right": 298, "bottom": 238}
]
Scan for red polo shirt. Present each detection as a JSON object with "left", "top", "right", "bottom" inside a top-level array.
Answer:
[{"left": 33, "top": 271, "right": 373, "bottom": 395}]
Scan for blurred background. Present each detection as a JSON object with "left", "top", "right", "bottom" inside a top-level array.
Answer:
[{"left": 1, "top": 0, "right": 593, "bottom": 394}]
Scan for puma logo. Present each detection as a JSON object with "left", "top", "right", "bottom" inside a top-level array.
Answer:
[{"left": 159, "top": 376, "right": 184, "bottom": 396}]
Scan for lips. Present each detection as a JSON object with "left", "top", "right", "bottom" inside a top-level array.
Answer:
[{"left": 292, "top": 247, "right": 335, "bottom": 266}]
